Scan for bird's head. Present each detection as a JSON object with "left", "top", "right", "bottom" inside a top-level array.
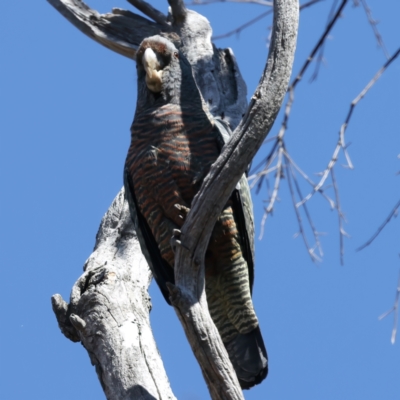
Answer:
[
  {"left": 135, "top": 35, "right": 201, "bottom": 110},
  {"left": 136, "top": 36, "right": 180, "bottom": 94}
]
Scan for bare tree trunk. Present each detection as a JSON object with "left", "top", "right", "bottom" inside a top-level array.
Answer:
[
  {"left": 52, "top": 189, "right": 176, "bottom": 400},
  {"left": 50, "top": 0, "right": 298, "bottom": 399}
]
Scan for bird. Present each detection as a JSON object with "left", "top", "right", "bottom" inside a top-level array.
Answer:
[{"left": 124, "top": 34, "right": 268, "bottom": 389}]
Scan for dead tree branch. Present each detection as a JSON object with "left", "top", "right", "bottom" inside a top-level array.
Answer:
[
  {"left": 285, "top": 156, "right": 323, "bottom": 261},
  {"left": 248, "top": 0, "right": 348, "bottom": 260},
  {"left": 127, "top": 0, "right": 170, "bottom": 26},
  {"left": 52, "top": 189, "right": 177, "bottom": 400},
  {"left": 170, "top": 1, "right": 299, "bottom": 398},
  {"left": 283, "top": 150, "right": 335, "bottom": 209},
  {"left": 356, "top": 199, "right": 400, "bottom": 251},
  {"left": 331, "top": 168, "right": 348, "bottom": 265},
  {"left": 310, "top": 0, "right": 339, "bottom": 82},
  {"left": 213, "top": 8, "right": 273, "bottom": 40},
  {"left": 299, "top": 46, "right": 400, "bottom": 209},
  {"left": 47, "top": 0, "right": 170, "bottom": 59},
  {"left": 188, "top": 0, "right": 273, "bottom": 6},
  {"left": 280, "top": 0, "right": 348, "bottom": 137},
  {"left": 264, "top": 147, "right": 284, "bottom": 222},
  {"left": 251, "top": 0, "right": 400, "bottom": 261},
  {"left": 212, "top": 0, "right": 321, "bottom": 40},
  {"left": 287, "top": 47, "right": 399, "bottom": 260},
  {"left": 359, "top": 0, "right": 390, "bottom": 59}
]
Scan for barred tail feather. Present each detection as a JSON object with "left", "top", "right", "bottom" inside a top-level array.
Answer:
[{"left": 224, "top": 326, "right": 268, "bottom": 389}]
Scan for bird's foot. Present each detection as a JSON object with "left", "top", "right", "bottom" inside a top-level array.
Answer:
[
  {"left": 174, "top": 204, "right": 190, "bottom": 221},
  {"left": 170, "top": 229, "right": 182, "bottom": 254}
]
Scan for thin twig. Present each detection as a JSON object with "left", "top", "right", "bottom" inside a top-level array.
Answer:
[
  {"left": 348, "top": 47, "right": 400, "bottom": 119},
  {"left": 285, "top": 155, "right": 322, "bottom": 262},
  {"left": 290, "top": 0, "right": 348, "bottom": 92},
  {"left": 248, "top": 164, "right": 279, "bottom": 189},
  {"left": 379, "top": 269, "right": 400, "bottom": 344},
  {"left": 252, "top": 141, "right": 280, "bottom": 194},
  {"left": 188, "top": 0, "right": 273, "bottom": 6},
  {"left": 295, "top": 132, "right": 349, "bottom": 208},
  {"left": 359, "top": 0, "right": 390, "bottom": 59},
  {"left": 297, "top": 47, "right": 400, "bottom": 208},
  {"left": 331, "top": 168, "right": 348, "bottom": 265},
  {"left": 248, "top": 148, "right": 278, "bottom": 188},
  {"left": 251, "top": 0, "right": 349, "bottom": 205},
  {"left": 213, "top": 0, "right": 323, "bottom": 40},
  {"left": 291, "top": 163, "right": 323, "bottom": 260},
  {"left": 310, "top": 0, "right": 339, "bottom": 82},
  {"left": 249, "top": 139, "right": 279, "bottom": 176},
  {"left": 356, "top": 199, "right": 400, "bottom": 251},
  {"left": 213, "top": 8, "right": 273, "bottom": 40},
  {"left": 279, "top": 0, "right": 348, "bottom": 140},
  {"left": 245, "top": 0, "right": 398, "bottom": 262},
  {"left": 258, "top": 146, "right": 284, "bottom": 239},
  {"left": 266, "top": 0, "right": 348, "bottom": 163},
  {"left": 283, "top": 149, "right": 335, "bottom": 209}
]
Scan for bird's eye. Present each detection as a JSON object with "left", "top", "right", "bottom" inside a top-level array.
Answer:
[{"left": 174, "top": 52, "right": 179, "bottom": 59}]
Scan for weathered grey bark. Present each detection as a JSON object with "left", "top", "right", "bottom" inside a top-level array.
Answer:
[
  {"left": 170, "top": 1, "right": 299, "bottom": 399},
  {"left": 50, "top": 0, "right": 298, "bottom": 399},
  {"left": 47, "top": 0, "right": 162, "bottom": 59},
  {"left": 52, "top": 190, "right": 176, "bottom": 400}
]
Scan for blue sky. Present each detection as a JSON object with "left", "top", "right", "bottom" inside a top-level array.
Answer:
[{"left": 1, "top": 1, "right": 399, "bottom": 399}]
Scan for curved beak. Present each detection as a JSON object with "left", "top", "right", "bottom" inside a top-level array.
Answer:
[{"left": 143, "top": 48, "right": 163, "bottom": 93}]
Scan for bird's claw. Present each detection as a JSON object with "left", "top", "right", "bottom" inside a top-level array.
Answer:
[
  {"left": 170, "top": 229, "right": 182, "bottom": 254},
  {"left": 174, "top": 204, "right": 190, "bottom": 221}
]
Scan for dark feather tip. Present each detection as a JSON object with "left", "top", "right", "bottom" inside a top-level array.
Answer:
[{"left": 225, "top": 326, "right": 268, "bottom": 389}]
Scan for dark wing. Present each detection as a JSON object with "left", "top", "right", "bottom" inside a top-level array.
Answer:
[
  {"left": 124, "top": 166, "right": 175, "bottom": 304},
  {"left": 213, "top": 118, "right": 255, "bottom": 291}
]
